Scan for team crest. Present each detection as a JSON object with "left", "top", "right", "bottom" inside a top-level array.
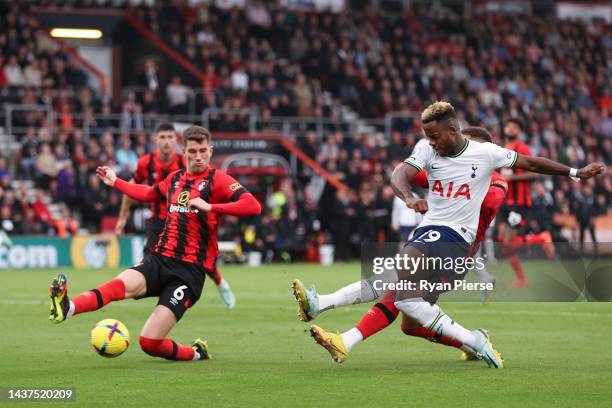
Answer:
[
  {"left": 229, "top": 182, "right": 242, "bottom": 191},
  {"left": 198, "top": 180, "right": 208, "bottom": 191}
]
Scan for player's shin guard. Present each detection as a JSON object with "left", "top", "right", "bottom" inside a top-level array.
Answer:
[
  {"left": 355, "top": 292, "right": 399, "bottom": 339},
  {"left": 139, "top": 336, "right": 196, "bottom": 361},
  {"left": 394, "top": 299, "right": 477, "bottom": 350},
  {"left": 72, "top": 279, "right": 126, "bottom": 316}
]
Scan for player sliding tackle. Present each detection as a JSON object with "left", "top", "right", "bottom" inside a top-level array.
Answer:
[
  {"left": 293, "top": 102, "right": 604, "bottom": 368},
  {"left": 48, "top": 126, "right": 261, "bottom": 361}
]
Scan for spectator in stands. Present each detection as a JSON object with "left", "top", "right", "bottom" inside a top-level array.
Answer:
[
  {"left": 116, "top": 137, "right": 138, "bottom": 178},
  {"left": 4, "top": 55, "right": 24, "bottom": 87},
  {"left": 35, "top": 143, "right": 58, "bottom": 189},
  {"left": 574, "top": 183, "right": 599, "bottom": 254},
  {"left": 55, "top": 161, "right": 76, "bottom": 207},
  {"left": 530, "top": 182, "right": 555, "bottom": 234},
  {"left": 166, "top": 75, "right": 192, "bottom": 114},
  {"left": 293, "top": 74, "right": 313, "bottom": 117},
  {"left": 0, "top": 157, "right": 10, "bottom": 185},
  {"left": 120, "top": 100, "right": 144, "bottom": 132},
  {"left": 80, "top": 173, "right": 108, "bottom": 231},
  {"left": 24, "top": 57, "right": 42, "bottom": 87},
  {"left": 230, "top": 65, "right": 249, "bottom": 93},
  {"left": 31, "top": 188, "right": 53, "bottom": 233},
  {"left": 140, "top": 58, "right": 160, "bottom": 93},
  {"left": 54, "top": 207, "right": 78, "bottom": 237}
]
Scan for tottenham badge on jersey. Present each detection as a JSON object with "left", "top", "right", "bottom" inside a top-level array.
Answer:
[
  {"left": 198, "top": 180, "right": 208, "bottom": 191},
  {"left": 471, "top": 165, "right": 478, "bottom": 178}
]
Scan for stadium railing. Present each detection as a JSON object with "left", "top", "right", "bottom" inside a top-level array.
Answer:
[{"left": 1, "top": 103, "right": 410, "bottom": 140}]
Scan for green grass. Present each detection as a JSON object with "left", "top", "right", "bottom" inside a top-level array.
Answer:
[{"left": 1, "top": 262, "right": 611, "bottom": 407}]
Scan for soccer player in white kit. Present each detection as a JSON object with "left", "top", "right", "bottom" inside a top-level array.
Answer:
[{"left": 293, "top": 102, "right": 605, "bottom": 368}]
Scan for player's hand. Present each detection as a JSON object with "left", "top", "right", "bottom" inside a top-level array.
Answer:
[
  {"left": 405, "top": 198, "right": 428, "bottom": 213},
  {"left": 577, "top": 163, "right": 606, "bottom": 179},
  {"left": 96, "top": 166, "right": 117, "bottom": 186},
  {"left": 188, "top": 197, "right": 212, "bottom": 212},
  {"left": 115, "top": 218, "right": 126, "bottom": 235}
]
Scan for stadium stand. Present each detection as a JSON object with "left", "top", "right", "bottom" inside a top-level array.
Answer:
[{"left": 0, "top": 1, "right": 610, "bottom": 260}]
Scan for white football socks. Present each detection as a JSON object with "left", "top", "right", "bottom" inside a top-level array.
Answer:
[
  {"left": 67, "top": 301, "right": 75, "bottom": 318},
  {"left": 340, "top": 328, "right": 363, "bottom": 352},
  {"left": 317, "top": 281, "right": 367, "bottom": 312}
]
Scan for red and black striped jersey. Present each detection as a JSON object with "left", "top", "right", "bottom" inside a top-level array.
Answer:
[
  {"left": 152, "top": 166, "right": 249, "bottom": 270},
  {"left": 133, "top": 151, "right": 184, "bottom": 219},
  {"left": 467, "top": 171, "right": 507, "bottom": 257},
  {"left": 502, "top": 140, "right": 532, "bottom": 207}
]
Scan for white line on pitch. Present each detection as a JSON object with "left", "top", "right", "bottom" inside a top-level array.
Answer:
[{"left": 2, "top": 299, "right": 612, "bottom": 318}]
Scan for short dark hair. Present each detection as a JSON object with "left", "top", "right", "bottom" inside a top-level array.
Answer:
[
  {"left": 505, "top": 118, "right": 524, "bottom": 131},
  {"left": 462, "top": 126, "right": 492, "bottom": 143},
  {"left": 155, "top": 123, "right": 175, "bottom": 133},
  {"left": 183, "top": 125, "right": 211, "bottom": 144}
]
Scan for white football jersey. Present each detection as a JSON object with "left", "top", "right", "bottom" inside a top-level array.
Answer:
[{"left": 404, "top": 139, "right": 517, "bottom": 242}]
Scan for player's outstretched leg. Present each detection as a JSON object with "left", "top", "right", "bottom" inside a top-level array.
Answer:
[
  {"left": 208, "top": 266, "right": 235, "bottom": 310},
  {"left": 395, "top": 299, "right": 504, "bottom": 368},
  {"left": 400, "top": 314, "right": 483, "bottom": 360},
  {"left": 292, "top": 278, "right": 382, "bottom": 322},
  {"left": 309, "top": 292, "right": 399, "bottom": 363},
  {"left": 139, "top": 305, "right": 210, "bottom": 361},
  {"left": 49, "top": 269, "right": 140, "bottom": 324}
]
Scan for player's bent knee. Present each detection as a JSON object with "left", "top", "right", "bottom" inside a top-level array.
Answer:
[{"left": 116, "top": 269, "right": 147, "bottom": 298}]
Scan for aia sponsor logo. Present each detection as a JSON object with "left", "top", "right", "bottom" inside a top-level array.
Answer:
[{"left": 431, "top": 180, "right": 471, "bottom": 199}]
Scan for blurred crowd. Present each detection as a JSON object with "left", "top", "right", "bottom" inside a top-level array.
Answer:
[{"left": 0, "top": 1, "right": 611, "bottom": 259}]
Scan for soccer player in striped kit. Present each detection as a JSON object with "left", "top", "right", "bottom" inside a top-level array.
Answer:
[
  {"left": 116, "top": 123, "right": 236, "bottom": 309},
  {"left": 49, "top": 126, "right": 261, "bottom": 361}
]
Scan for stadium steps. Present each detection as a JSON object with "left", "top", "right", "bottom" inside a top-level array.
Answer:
[{"left": 340, "top": 106, "right": 376, "bottom": 135}]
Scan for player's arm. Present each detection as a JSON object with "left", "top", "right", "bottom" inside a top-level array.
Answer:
[
  {"left": 504, "top": 144, "right": 539, "bottom": 182},
  {"left": 391, "top": 163, "right": 428, "bottom": 213},
  {"left": 96, "top": 166, "right": 163, "bottom": 202},
  {"left": 190, "top": 193, "right": 261, "bottom": 216},
  {"left": 504, "top": 172, "right": 539, "bottom": 182},
  {"left": 188, "top": 174, "right": 261, "bottom": 217},
  {"left": 115, "top": 179, "right": 135, "bottom": 234},
  {"left": 513, "top": 155, "right": 605, "bottom": 179}
]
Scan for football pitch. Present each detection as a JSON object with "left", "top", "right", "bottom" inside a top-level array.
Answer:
[{"left": 1, "top": 262, "right": 611, "bottom": 407}]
